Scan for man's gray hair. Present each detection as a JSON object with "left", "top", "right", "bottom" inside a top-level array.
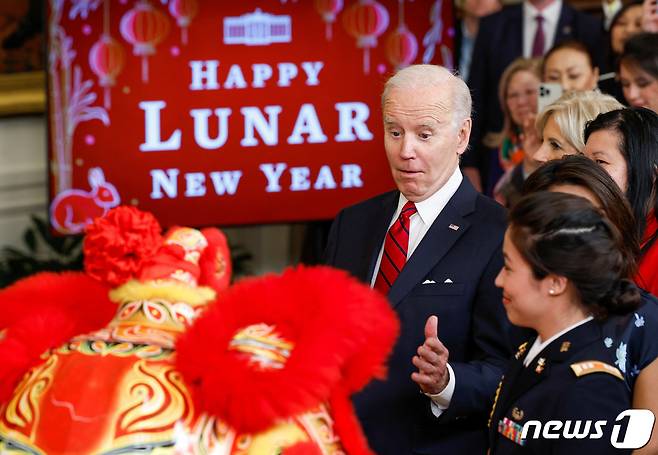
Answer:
[{"left": 381, "top": 64, "right": 472, "bottom": 128}]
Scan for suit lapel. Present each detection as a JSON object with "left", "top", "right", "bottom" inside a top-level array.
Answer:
[
  {"left": 495, "top": 347, "right": 530, "bottom": 416},
  {"left": 490, "top": 349, "right": 528, "bottom": 448},
  {"left": 363, "top": 191, "right": 399, "bottom": 283},
  {"left": 505, "top": 354, "right": 552, "bottom": 408},
  {"left": 555, "top": 3, "right": 575, "bottom": 44},
  {"left": 387, "top": 179, "right": 477, "bottom": 308}
]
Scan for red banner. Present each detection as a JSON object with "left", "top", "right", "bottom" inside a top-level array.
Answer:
[{"left": 47, "top": 0, "right": 454, "bottom": 233}]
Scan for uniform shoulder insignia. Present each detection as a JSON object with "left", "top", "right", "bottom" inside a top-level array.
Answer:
[{"left": 570, "top": 360, "right": 623, "bottom": 380}]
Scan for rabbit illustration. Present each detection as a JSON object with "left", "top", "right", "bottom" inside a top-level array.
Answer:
[{"left": 50, "top": 168, "right": 120, "bottom": 234}]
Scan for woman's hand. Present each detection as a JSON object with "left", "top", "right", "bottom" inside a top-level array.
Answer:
[{"left": 520, "top": 114, "right": 540, "bottom": 156}]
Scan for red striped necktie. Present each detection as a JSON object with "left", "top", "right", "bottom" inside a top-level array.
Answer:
[{"left": 374, "top": 201, "right": 417, "bottom": 294}]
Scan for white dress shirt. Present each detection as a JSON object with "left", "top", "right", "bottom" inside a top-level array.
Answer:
[
  {"left": 370, "top": 167, "right": 463, "bottom": 286},
  {"left": 523, "top": 316, "right": 594, "bottom": 367},
  {"left": 602, "top": 0, "right": 622, "bottom": 30},
  {"left": 370, "top": 167, "right": 463, "bottom": 417},
  {"left": 523, "top": 0, "right": 563, "bottom": 58}
]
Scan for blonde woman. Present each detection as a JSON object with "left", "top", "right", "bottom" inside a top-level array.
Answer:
[{"left": 534, "top": 91, "right": 623, "bottom": 164}]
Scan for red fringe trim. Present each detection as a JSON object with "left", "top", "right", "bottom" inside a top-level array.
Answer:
[
  {"left": 329, "top": 386, "right": 375, "bottom": 455},
  {"left": 175, "top": 265, "right": 399, "bottom": 436}
]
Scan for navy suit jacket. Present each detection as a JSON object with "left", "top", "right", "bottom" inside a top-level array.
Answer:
[
  {"left": 324, "top": 178, "right": 513, "bottom": 454},
  {"left": 464, "top": 2, "right": 603, "bottom": 183}
]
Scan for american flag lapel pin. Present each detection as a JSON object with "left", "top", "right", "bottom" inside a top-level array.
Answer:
[{"left": 449, "top": 224, "right": 459, "bottom": 231}]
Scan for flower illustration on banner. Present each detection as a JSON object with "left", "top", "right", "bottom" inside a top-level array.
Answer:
[
  {"left": 69, "top": 0, "right": 102, "bottom": 19},
  {"left": 385, "top": 0, "right": 418, "bottom": 70},
  {"left": 168, "top": 0, "right": 199, "bottom": 45},
  {"left": 342, "top": 0, "right": 389, "bottom": 75},
  {"left": 314, "top": 0, "right": 344, "bottom": 41},
  {"left": 120, "top": 0, "right": 171, "bottom": 83},
  {"left": 422, "top": 0, "right": 443, "bottom": 64}
]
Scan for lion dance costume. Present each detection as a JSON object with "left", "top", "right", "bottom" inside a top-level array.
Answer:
[{"left": 0, "top": 206, "right": 398, "bottom": 454}]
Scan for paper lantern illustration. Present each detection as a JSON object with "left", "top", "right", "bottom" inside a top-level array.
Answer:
[
  {"left": 342, "top": 0, "right": 389, "bottom": 74},
  {"left": 120, "top": 0, "right": 170, "bottom": 83},
  {"left": 385, "top": 0, "right": 418, "bottom": 69},
  {"left": 386, "top": 27, "right": 418, "bottom": 69},
  {"left": 89, "top": 34, "right": 126, "bottom": 109},
  {"left": 168, "top": 0, "right": 198, "bottom": 45},
  {"left": 314, "top": 0, "right": 343, "bottom": 41}
]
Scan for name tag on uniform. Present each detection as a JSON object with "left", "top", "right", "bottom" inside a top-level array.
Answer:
[{"left": 498, "top": 417, "right": 526, "bottom": 446}]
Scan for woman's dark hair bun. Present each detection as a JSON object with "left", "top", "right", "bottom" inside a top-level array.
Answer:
[{"left": 598, "top": 278, "right": 641, "bottom": 318}]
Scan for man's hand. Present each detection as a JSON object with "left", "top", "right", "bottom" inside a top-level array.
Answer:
[{"left": 411, "top": 315, "right": 450, "bottom": 395}]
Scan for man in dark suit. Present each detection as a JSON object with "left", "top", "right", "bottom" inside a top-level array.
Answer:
[
  {"left": 454, "top": 0, "right": 502, "bottom": 82},
  {"left": 324, "top": 65, "right": 512, "bottom": 454},
  {"left": 464, "top": 0, "right": 604, "bottom": 193}
]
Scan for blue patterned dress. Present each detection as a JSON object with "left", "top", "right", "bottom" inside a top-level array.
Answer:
[{"left": 601, "top": 290, "right": 658, "bottom": 390}]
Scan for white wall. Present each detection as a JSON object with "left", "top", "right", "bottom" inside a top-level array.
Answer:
[
  {"left": 0, "top": 115, "right": 296, "bottom": 276},
  {"left": 0, "top": 115, "right": 48, "bottom": 249}
]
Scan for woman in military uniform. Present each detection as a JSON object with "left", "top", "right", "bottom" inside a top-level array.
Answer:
[
  {"left": 489, "top": 192, "right": 641, "bottom": 454},
  {"left": 523, "top": 155, "right": 658, "bottom": 455}
]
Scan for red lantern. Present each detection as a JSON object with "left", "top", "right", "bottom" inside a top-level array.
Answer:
[
  {"left": 314, "top": 0, "right": 343, "bottom": 41},
  {"left": 385, "top": 0, "right": 418, "bottom": 70},
  {"left": 342, "top": 0, "right": 389, "bottom": 74},
  {"left": 168, "top": 0, "right": 198, "bottom": 45},
  {"left": 120, "top": 0, "right": 170, "bottom": 83},
  {"left": 386, "top": 26, "right": 418, "bottom": 70},
  {"left": 89, "top": 34, "right": 126, "bottom": 109}
]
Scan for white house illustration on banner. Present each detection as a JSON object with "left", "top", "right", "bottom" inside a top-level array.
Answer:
[{"left": 223, "top": 9, "right": 292, "bottom": 46}]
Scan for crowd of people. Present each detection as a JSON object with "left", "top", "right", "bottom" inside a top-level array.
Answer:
[{"left": 323, "top": 0, "right": 658, "bottom": 451}]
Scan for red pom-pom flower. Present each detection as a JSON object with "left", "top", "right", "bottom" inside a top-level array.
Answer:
[{"left": 83, "top": 206, "right": 162, "bottom": 287}]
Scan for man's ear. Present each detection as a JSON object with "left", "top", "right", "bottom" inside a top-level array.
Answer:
[{"left": 456, "top": 118, "right": 472, "bottom": 156}]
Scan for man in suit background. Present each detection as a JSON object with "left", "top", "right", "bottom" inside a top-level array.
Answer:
[
  {"left": 463, "top": 0, "right": 603, "bottom": 193},
  {"left": 324, "top": 65, "right": 512, "bottom": 454},
  {"left": 454, "top": 0, "right": 502, "bottom": 82}
]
